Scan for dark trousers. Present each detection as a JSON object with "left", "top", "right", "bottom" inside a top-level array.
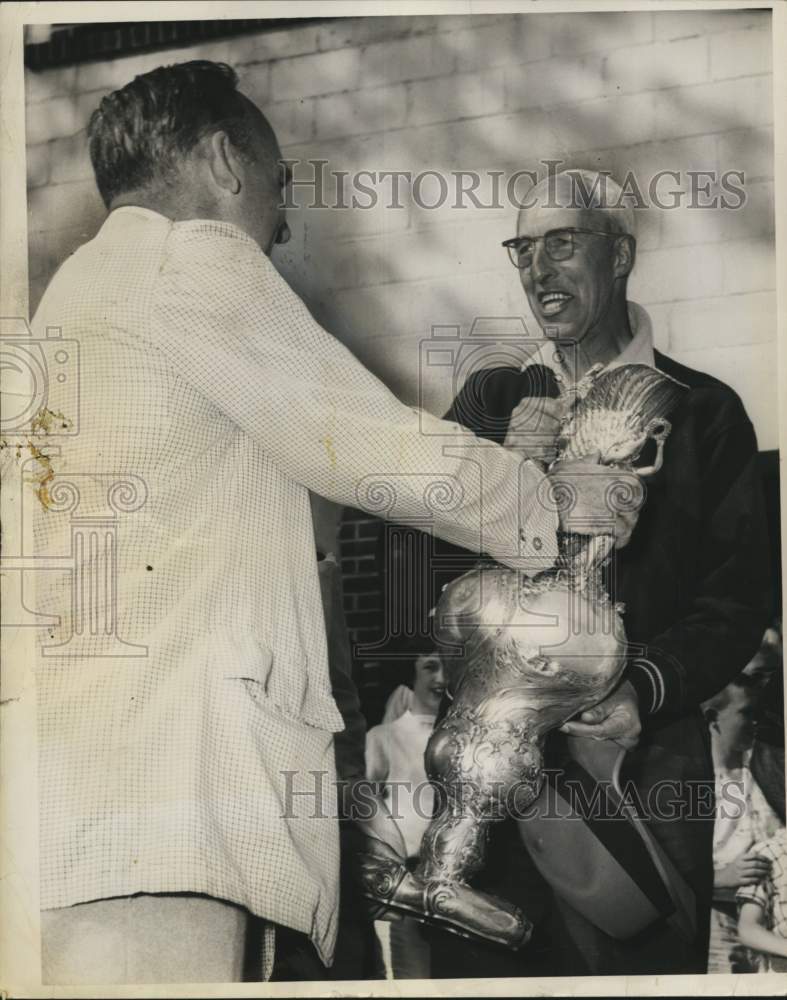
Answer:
[{"left": 431, "top": 714, "right": 715, "bottom": 978}]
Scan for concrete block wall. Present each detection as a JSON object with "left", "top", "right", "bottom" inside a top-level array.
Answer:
[
  {"left": 24, "top": 12, "right": 777, "bottom": 712},
  {"left": 26, "top": 10, "right": 776, "bottom": 446}
]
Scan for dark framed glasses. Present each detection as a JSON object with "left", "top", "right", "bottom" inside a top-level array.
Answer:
[{"left": 502, "top": 227, "right": 619, "bottom": 270}]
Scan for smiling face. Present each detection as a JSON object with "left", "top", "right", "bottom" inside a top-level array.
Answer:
[
  {"left": 516, "top": 204, "right": 630, "bottom": 344},
  {"left": 413, "top": 653, "right": 446, "bottom": 715}
]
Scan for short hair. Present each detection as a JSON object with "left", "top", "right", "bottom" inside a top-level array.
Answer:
[
  {"left": 521, "top": 168, "right": 637, "bottom": 238},
  {"left": 703, "top": 670, "right": 760, "bottom": 720},
  {"left": 87, "top": 60, "right": 256, "bottom": 208}
]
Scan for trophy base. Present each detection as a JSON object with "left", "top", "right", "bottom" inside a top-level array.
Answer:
[{"left": 358, "top": 845, "right": 532, "bottom": 950}]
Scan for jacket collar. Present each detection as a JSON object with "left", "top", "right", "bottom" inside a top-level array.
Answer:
[{"left": 524, "top": 302, "right": 656, "bottom": 382}]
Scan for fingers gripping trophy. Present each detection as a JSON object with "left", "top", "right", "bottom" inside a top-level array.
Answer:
[{"left": 360, "top": 362, "right": 688, "bottom": 948}]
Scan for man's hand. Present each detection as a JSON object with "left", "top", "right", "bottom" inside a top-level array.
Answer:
[
  {"left": 504, "top": 396, "right": 563, "bottom": 465},
  {"left": 716, "top": 849, "right": 772, "bottom": 889},
  {"left": 560, "top": 678, "right": 642, "bottom": 750},
  {"left": 548, "top": 455, "right": 644, "bottom": 549}
]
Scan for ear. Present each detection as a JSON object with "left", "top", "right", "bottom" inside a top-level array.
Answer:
[
  {"left": 613, "top": 233, "right": 636, "bottom": 279},
  {"left": 204, "top": 130, "right": 242, "bottom": 195}
]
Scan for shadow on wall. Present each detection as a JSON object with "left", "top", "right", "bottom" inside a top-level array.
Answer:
[{"left": 26, "top": 10, "right": 775, "bottom": 425}]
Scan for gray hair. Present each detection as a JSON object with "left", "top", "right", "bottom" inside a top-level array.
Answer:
[{"left": 521, "top": 168, "right": 637, "bottom": 237}]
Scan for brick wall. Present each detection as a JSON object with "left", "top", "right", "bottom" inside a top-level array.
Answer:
[
  {"left": 338, "top": 511, "right": 387, "bottom": 721},
  {"left": 24, "top": 11, "right": 777, "bottom": 715}
]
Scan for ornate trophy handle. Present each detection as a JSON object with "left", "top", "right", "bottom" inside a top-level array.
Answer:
[{"left": 637, "top": 417, "right": 672, "bottom": 477}]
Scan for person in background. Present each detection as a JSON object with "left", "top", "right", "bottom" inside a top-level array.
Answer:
[
  {"left": 744, "top": 622, "right": 783, "bottom": 683},
  {"left": 705, "top": 668, "right": 782, "bottom": 972},
  {"left": 737, "top": 661, "right": 787, "bottom": 973},
  {"left": 749, "top": 630, "right": 785, "bottom": 827},
  {"left": 737, "top": 828, "right": 787, "bottom": 972},
  {"left": 381, "top": 683, "right": 415, "bottom": 724},
  {"left": 365, "top": 649, "right": 446, "bottom": 979}
]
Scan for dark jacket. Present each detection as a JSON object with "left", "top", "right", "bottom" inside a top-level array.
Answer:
[
  {"left": 438, "top": 350, "right": 772, "bottom": 716},
  {"left": 409, "top": 350, "right": 771, "bottom": 976}
]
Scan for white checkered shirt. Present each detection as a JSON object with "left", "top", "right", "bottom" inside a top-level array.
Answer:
[
  {"left": 29, "top": 206, "right": 557, "bottom": 964},
  {"left": 737, "top": 829, "right": 787, "bottom": 972}
]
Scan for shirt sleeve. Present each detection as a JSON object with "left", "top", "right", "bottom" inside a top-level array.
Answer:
[
  {"left": 380, "top": 364, "right": 559, "bottom": 630},
  {"left": 737, "top": 884, "right": 769, "bottom": 911},
  {"left": 151, "top": 222, "right": 558, "bottom": 572},
  {"left": 737, "top": 874, "right": 772, "bottom": 912},
  {"left": 626, "top": 413, "right": 772, "bottom": 716},
  {"left": 736, "top": 838, "right": 778, "bottom": 912}
]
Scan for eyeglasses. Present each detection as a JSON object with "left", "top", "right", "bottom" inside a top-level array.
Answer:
[{"left": 502, "top": 227, "right": 620, "bottom": 270}]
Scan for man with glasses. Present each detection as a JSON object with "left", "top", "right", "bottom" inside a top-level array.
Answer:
[{"left": 423, "top": 169, "right": 771, "bottom": 977}]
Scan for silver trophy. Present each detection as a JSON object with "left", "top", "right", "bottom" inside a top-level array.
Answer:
[{"left": 360, "top": 363, "right": 688, "bottom": 947}]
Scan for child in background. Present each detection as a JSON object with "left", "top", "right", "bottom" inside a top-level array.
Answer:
[
  {"left": 705, "top": 673, "right": 781, "bottom": 972},
  {"left": 366, "top": 649, "right": 446, "bottom": 979},
  {"left": 736, "top": 665, "right": 787, "bottom": 972},
  {"left": 736, "top": 829, "right": 787, "bottom": 972}
]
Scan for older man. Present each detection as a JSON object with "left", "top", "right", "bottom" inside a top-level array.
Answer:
[
  {"left": 418, "top": 169, "right": 771, "bottom": 977},
  {"left": 30, "top": 64, "right": 635, "bottom": 985}
]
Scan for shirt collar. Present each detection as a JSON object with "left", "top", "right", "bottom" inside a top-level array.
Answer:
[
  {"left": 524, "top": 302, "right": 656, "bottom": 381},
  {"left": 104, "top": 206, "right": 262, "bottom": 252},
  {"left": 106, "top": 204, "right": 172, "bottom": 225}
]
